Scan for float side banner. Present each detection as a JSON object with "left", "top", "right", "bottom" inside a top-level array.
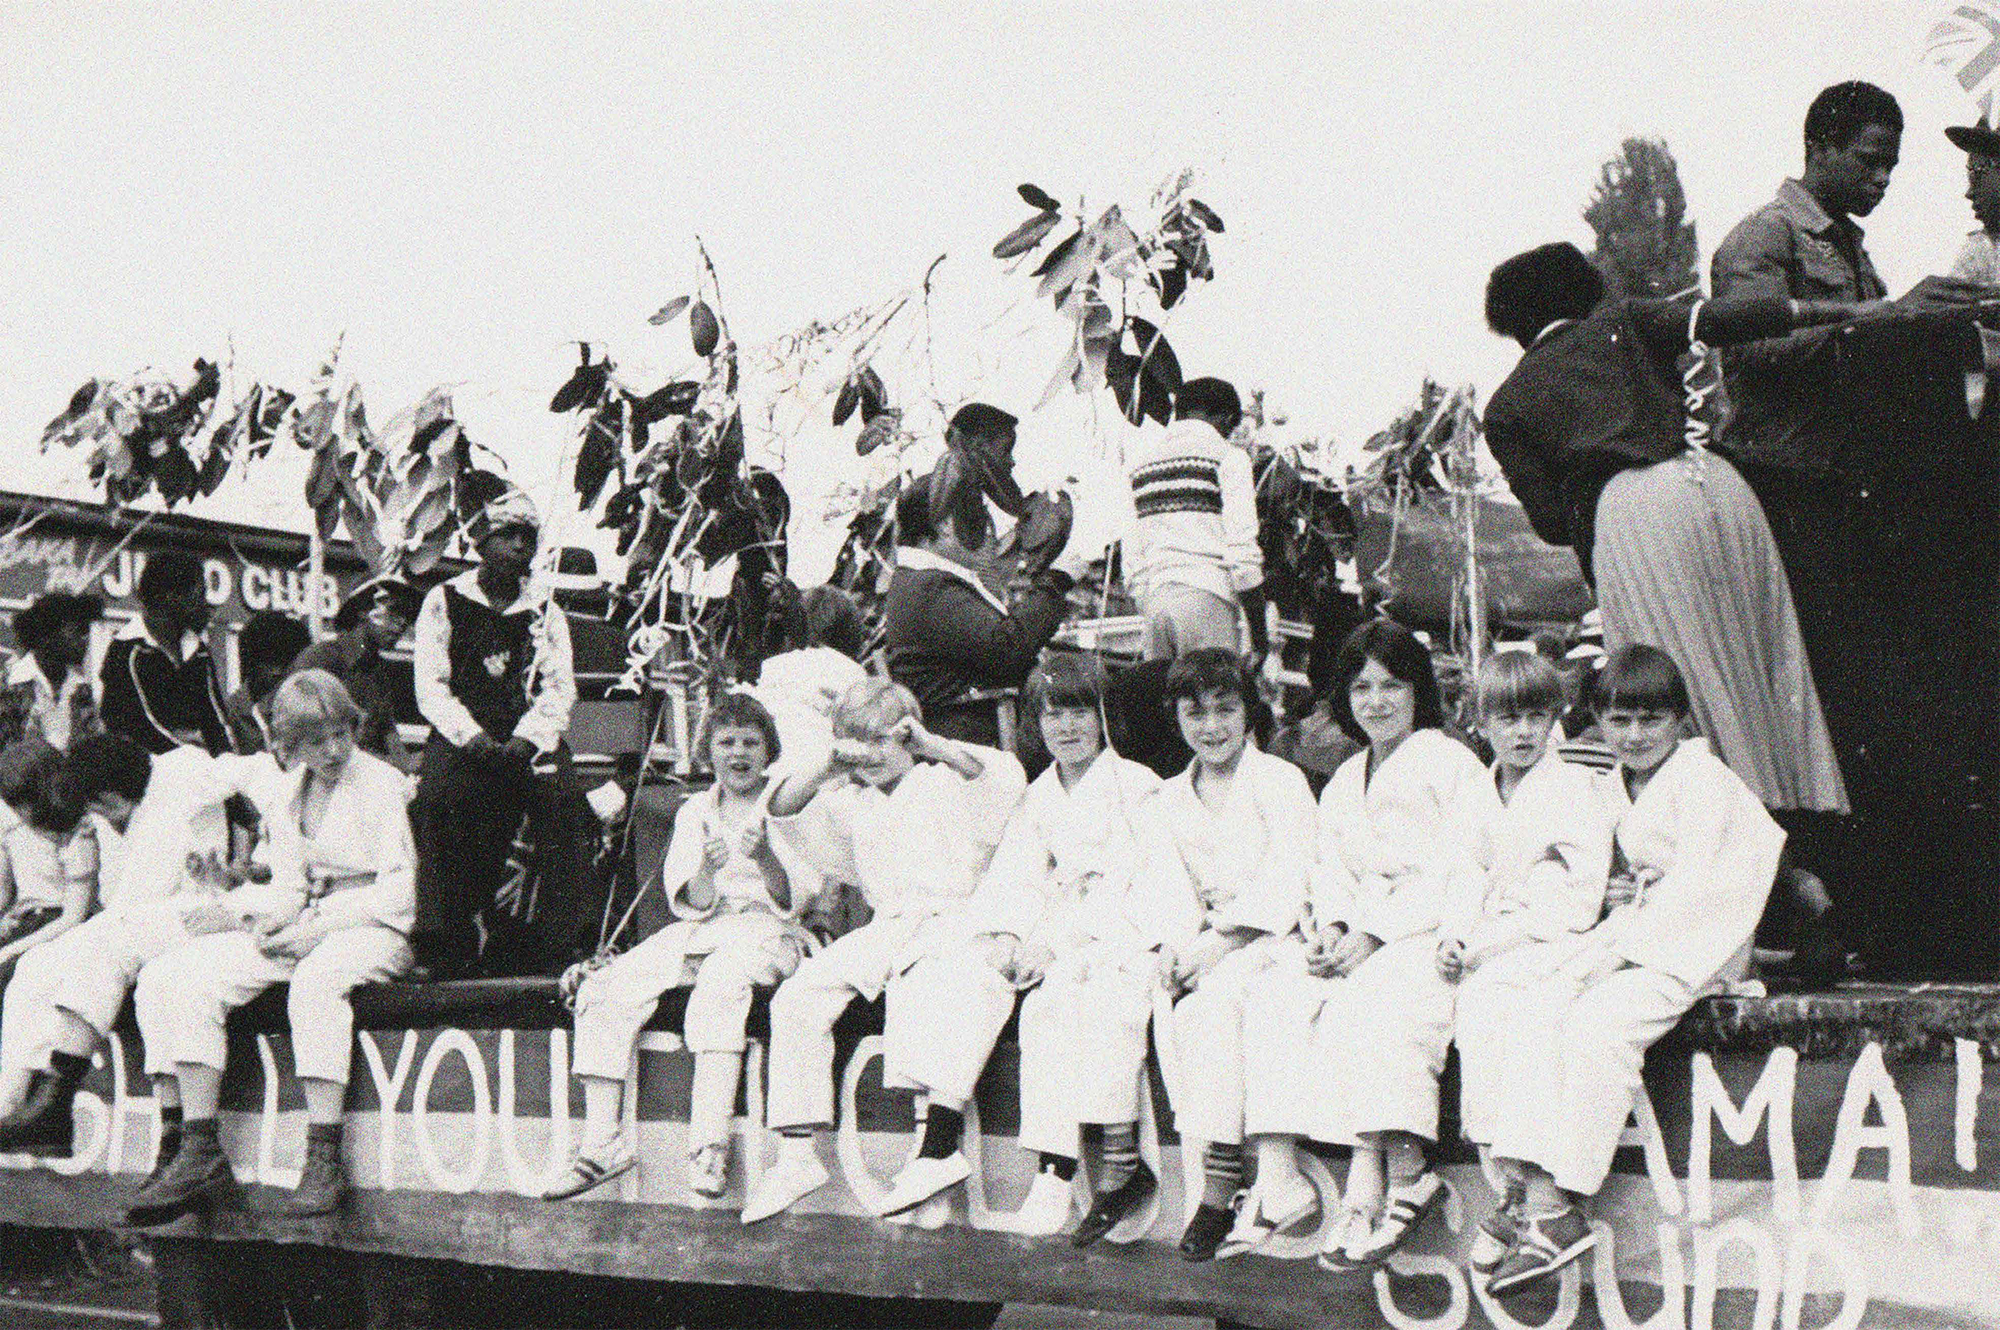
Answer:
[{"left": 6, "top": 1022, "right": 1995, "bottom": 1329}]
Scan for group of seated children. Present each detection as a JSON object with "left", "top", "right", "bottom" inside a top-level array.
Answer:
[{"left": 536, "top": 618, "right": 1781, "bottom": 1300}]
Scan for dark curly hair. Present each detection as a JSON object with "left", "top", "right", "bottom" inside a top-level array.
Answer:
[
  {"left": 1804, "top": 81, "right": 1902, "bottom": 152},
  {"left": 12, "top": 593, "right": 103, "bottom": 654},
  {"left": 1485, "top": 242, "right": 1607, "bottom": 348}
]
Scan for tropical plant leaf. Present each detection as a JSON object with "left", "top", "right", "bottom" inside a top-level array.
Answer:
[
  {"left": 304, "top": 444, "right": 343, "bottom": 509},
  {"left": 648, "top": 295, "right": 691, "bottom": 326},
  {"left": 690, "top": 301, "right": 721, "bottom": 358},
  {"left": 1185, "top": 198, "right": 1224, "bottom": 232},
  {"left": 153, "top": 445, "right": 198, "bottom": 505},
  {"left": 992, "top": 210, "right": 1061, "bottom": 259},
  {"left": 1150, "top": 262, "right": 1189, "bottom": 310},
  {"left": 855, "top": 409, "right": 900, "bottom": 456},
  {"left": 832, "top": 379, "right": 861, "bottom": 426},
  {"left": 574, "top": 405, "right": 621, "bottom": 508},
  {"left": 635, "top": 381, "right": 701, "bottom": 423},
  {"left": 549, "top": 357, "right": 608, "bottom": 414},
  {"left": 854, "top": 366, "right": 887, "bottom": 421},
  {"left": 1018, "top": 183, "right": 1060, "bottom": 211},
  {"left": 1029, "top": 228, "right": 1082, "bottom": 278},
  {"left": 316, "top": 495, "right": 343, "bottom": 541}
]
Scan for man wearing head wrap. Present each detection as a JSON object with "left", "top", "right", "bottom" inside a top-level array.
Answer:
[{"left": 408, "top": 489, "right": 587, "bottom": 979}]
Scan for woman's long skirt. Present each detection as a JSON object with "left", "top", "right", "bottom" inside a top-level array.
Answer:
[{"left": 1592, "top": 452, "right": 1847, "bottom": 813}]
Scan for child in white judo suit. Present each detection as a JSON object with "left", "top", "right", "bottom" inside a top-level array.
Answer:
[
  {"left": 1437, "top": 651, "right": 1611, "bottom": 1278},
  {"left": 750, "top": 585, "right": 869, "bottom": 771},
  {"left": 0, "top": 733, "right": 286, "bottom": 1156},
  {"left": 1152, "top": 648, "right": 1316, "bottom": 1263},
  {"left": 1229, "top": 620, "right": 1489, "bottom": 1270},
  {"left": 126, "top": 670, "right": 418, "bottom": 1223},
  {"left": 1484, "top": 646, "right": 1782, "bottom": 1295},
  {"left": 0, "top": 738, "right": 99, "bottom": 984},
  {"left": 742, "top": 678, "right": 1025, "bottom": 1224},
  {"left": 546, "top": 691, "right": 824, "bottom": 1202},
  {"left": 873, "top": 655, "right": 1201, "bottom": 1237}
]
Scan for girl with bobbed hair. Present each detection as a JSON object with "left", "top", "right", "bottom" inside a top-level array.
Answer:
[
  {"left": 1226, "top": 619, "right": 1490, "bottom": 1270},
  {"left": 1482, "top": 241, "right": 1853, "bottom": 839}
]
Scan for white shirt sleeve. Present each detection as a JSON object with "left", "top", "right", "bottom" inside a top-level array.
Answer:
[
  {"left": 513, "top": 601, "right": 575, "bottom": 754},
  {"left": 412, "top": 585, "right": 486, "bottom": 750},
  {"left": 1218, "top": 444, "right": 1264, "bottom": 594}
]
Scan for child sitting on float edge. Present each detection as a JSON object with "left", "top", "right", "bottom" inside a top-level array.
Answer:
[
  {"left": 742, "top": 677, "right": 1025, "bottom": 1225},
  {"left": 1482, "top": 645, "right": 1782, "bottom": 1295},
  {"left": 1228, "top": 619, "right": 1489, "bottom": 1269},
  {"left": 546, "top": 691, "right": 825, "bottom": 1202},
  {"left": 1439, "top": 649, "right": 1613, "bottom": 1279},
  {"left": 1153, "top": 648, "right": 1318, "bottom": 1262},
  {"left": 0, "top": 738, "right": 98, "bottom": 987},
  {"left": 872, "top": 654, "right": 1201, "bottom": 1235}
]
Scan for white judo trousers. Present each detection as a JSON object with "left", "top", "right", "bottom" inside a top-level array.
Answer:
[
  {"left": 1, "top": 899, "right": 201, "bottom": 1075},
  {"left": 133, "top": 925, "right": 412, "bottom": 1086},
  {"left": 1165, "top": 942, "right": 1282, "bottom": 1146},
  {"left": 571, "top": 920, "right": 802, "bottom": 1074},
  {"left": 890, "top": 944, "right": 1157, "bottom": 1159},
  {"left": 1486, "top": 954, "right": 1702, "bottom": 1195},
  {"left": 763, "top": 914, "right": 928, "bottom": 1131},
  {"left": 1238, "top": 934, "right": 1456, "bottom": 1144}
]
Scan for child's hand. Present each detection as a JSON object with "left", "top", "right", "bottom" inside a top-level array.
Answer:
[
  {"left": 703, "top": 834, "right": 731, "bottom": 873},
  {"left": 891, "top": 716, "right": 949, "bottom": 764},
  {"left": 1324, "top": 929, "right": 1381, "bottom": 977},
  {"left": 1435, "top": 937, "right": 1466, "bottom": 983},
  {"left": 828, "top": 737, "right": 875, "bottom": 773},
  {"left": 738, "top": 820, "right": 768, "bottom": 860},
  {"left": 1174, "top": 931, "right": 1234, "bottom": 988}
]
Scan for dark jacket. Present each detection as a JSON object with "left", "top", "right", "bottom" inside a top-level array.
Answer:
[
  {"left": 1483, "top": 294, "right": 1792, "bottom": 578},
  {"left": 883, "top": 550, "right": 1071, "bottom": 747},
  {"left": 97, "top": 629, "right": 231, "bottom": 755}
]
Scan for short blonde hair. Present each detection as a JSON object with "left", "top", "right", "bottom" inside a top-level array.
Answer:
[
  {"left": 1473, "top": 649, "right": 1566, "bottom": 719},
  {"left": 831, "top": 677, "right": 921, "bottom": 740},
  {"left": 269, "top": 669, "right": 363, "bottom": 751}
]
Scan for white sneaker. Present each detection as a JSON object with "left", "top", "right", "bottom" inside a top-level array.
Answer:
[
  {"left": 875, "top": 1153, "right": 971, "bottom": 1218},
  {"left": 1004, "top": 1171, "right": 1075, "bottom": 1236},
  {"left": 1218, "top": 1174, "right": 1320, "bottom": 1260},
  {"left": 740, "top": 1143, "right": 829, "bottom": 1224}
]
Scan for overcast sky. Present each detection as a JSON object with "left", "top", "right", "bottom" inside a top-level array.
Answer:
[{"left": 0, "top": 2, "right": 1986, "bottom": 577}]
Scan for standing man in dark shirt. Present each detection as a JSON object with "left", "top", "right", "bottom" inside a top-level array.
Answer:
[
  {"left": 408, "top": 490, "right": 583, "bottom": 979},
  {"left": 1710, "top": 80, "right": 1900, "bottom": 968},
  {"left": 98, "top": 551, "right": 231, "bottom": 755}
]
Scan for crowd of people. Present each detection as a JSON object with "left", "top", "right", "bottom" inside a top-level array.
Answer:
[{"left": 0, "top": 73, "right": 1981, "bottom": 1303}]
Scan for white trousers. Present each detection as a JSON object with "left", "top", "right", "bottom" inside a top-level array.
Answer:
[
  {"left": 1453, "top": 941, "right": 1577, "bottom": 1148},
  {"left": 571, "top": 922, "right": 802, "bottom": 1080},
  {"left": 1, "top": 900, "right": 198, "bottom": 1075},
  {"left": 763, "top": 914, "right": 927, "bottom": 1131},
  {"left": 1316, "top": 934, "right": 1456, "bottom": 1143},
  {"left": 134, "top": 925, "right": 413, "bottom": 1086},
  {"left": 1164, "top": 942, "right": 1279, "bottom": 1146},
  {"left": 1016, "top": 949, "right": 1156, "bottom": 1159},
  {"left": 888, "top": 945, "right": 1018, "bottom": 1110},
  {"left": 1496, "top": 959, "right": 1699, "bottom": 1196},
  {"left": 1240, "top": 940, "right": 1348, "bottom": 1141}
]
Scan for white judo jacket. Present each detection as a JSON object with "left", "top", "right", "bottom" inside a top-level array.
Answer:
[
  {"left": 1312, "top": 728, "right": 1491, "bottom": 944},
  {"left": 1454, "top": 747, "right": 1614, "bottom": 963},
  {"left": 1155, "top": 744, "right": 1316, "bottom": 939},
  {"left": 1593, "top": 738, "right": 1784, "bottom": 990}
]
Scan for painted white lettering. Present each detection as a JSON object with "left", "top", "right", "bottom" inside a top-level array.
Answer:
[
  {"left": 1779, "top": 1227, "right": 1868, "bottom": 1330},
  {"left": 359, "top": 1030, "right": 418, "bottom": 1188},
  {"left": 1691, "top": 1219, "right": 1779, "bottom": 1330},
  {"left": 253, "top": 1034, "right": 298, "bottom": 1188},
  {"left": 833, "top": 1035, "right": 894, "bottom": 1213},
  {"left": 101, "top": 551, "right": 138, "bottom": 601},
  {"left": 1810, "top": 1043, "right": 1918, "bottom": 1238},
  {"left": 1690, "top": 1049, "right": 1800, "bottom": 1224},
  {"left": 201, "top": 559, "right": 231, "bottom": 607},
  {"left": 240, "top": 566, "right": 268, "bottom": 612},
  {"left": 1617, "top": 1082, "right": 1685, "bottom": 1217},
  {"left": 1589, "top": 1221, "right": 1688, "bottom": 1330},
  {"left": 1956, "top": 1038, "right": 1982, "bottom": 1174},
  {"left": 1376, "top": 1254, "right": 1475, "bottom": 1330},
  {"left": 496, "top": 1029, "right": 571, "bottom": 1196},
  {"left": 411, "top": 1029, "right": 493, "bottom": 1194}
]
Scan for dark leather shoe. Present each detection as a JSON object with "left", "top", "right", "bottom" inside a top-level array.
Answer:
[
  {"left": 133, "top": 1128, "right": 184, "bottom": 1200},
  {"left": 1071, "top": 1161, "right": 1156, "bottom": 1248},
  {"left": 0, "top": 1072, "right": 77, "bottom": 1155},
  {"left": 123, "top": 1132, "right": 234, "bottom": 1226},
  {"left": 1178, "top": 1201, "right": 1235, "bottom": 1262},
  {"left": 269, "top": 1133, "right": 346, "bottom": 1217}
]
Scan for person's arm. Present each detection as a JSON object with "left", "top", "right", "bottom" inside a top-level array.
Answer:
[
  {"left": 666, "top": 800, "right": 723, "bottom": 919},
  {"left": 1709, "top": 217, "right": 1848, "bottom": 375},
  {"left": 1218, "top": 447, "right": 1267, "bottom": 652},
  {"left": 196, "top": 650, "right": 232, "bottom": 756},
  {"left": 0, "top": 837, "right": 18, "bottom": 918},
  {"left": 919, "top": 577, "right": 1072, "bottom": 690},
  {"left": 0, "top": 829, "right": 98, "bottom": 964},
  {"left": 1630, "top": 294, "right": 1855, "bottom": 357},
  {"left": 99, "top": 643, "right": 177, "bottom": 754},
  {"left": 276, "top": 769, "right": 418, "bottom": 941},
  {"left": 411, "top": 587, "right": 486, "bottom": 750},
  {"left": 513, "top": 603, "right": 576, "bottom": 755},
  {"left": 1482, "top": 404, "right": 1571, "bottom": 549}
]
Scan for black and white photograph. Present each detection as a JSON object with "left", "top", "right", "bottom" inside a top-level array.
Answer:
[{"left": 0, "top": 3, "right": 1996, "bottom": 1326}]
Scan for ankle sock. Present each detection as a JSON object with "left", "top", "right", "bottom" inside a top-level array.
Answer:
[
  {"left": 917, "top": 1105, "right": 964, "bottom": 1160},
  {"left": 1037, "top": 1153, "right": 1078, "bottom": 1182},
  {"left": 1099, "top": 1123, "right": 1139, "bottom": 1190},
  {"left": 1201, "top": 1142, "right": 1243, "bottom": 1209}
]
